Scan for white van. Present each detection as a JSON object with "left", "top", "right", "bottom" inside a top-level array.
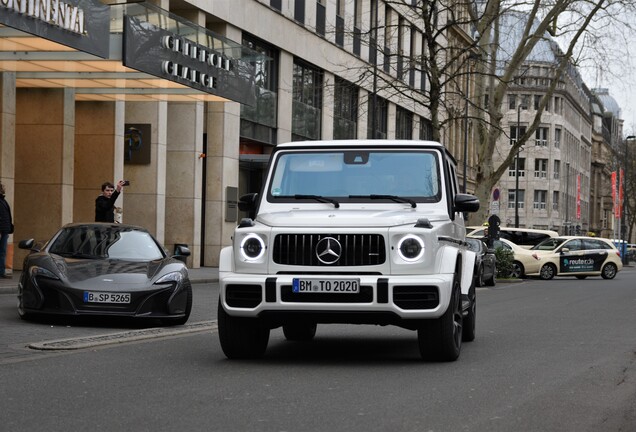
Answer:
[{"left": 467, "top": 226, "right": 558, "bottom": 248}]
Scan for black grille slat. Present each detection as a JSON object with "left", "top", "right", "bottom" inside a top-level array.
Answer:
[{"left": 273, "top": 234, "right": 386, "bottom": 266}]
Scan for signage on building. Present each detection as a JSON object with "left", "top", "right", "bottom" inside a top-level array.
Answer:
[
  {"left": 0, "top": 0, "right": 110, "bottom": 58},
  {"left": 123, "top": 16, "right": 256, "bottom": 106}
]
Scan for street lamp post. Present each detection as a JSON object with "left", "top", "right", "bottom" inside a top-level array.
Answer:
[
  {"left": 462, "top": 52, "right": 479, "bottom": 193},
  {"left": 514, "top": 102, "right": 523, "bottom": 228}
]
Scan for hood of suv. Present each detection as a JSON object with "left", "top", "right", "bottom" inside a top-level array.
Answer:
[{"left": 257, "top": 208, "right": 449, "bottom": 227}]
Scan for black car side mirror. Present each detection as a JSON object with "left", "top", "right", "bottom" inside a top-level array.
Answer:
[
  {"left": 454, "top": 193, "right": 480, "bottom": 213},
  {"left": 238, "top": 193, "right": 259, "bottom": 219},
  {"left": 18, "top": 239, "right": 36, "bottom": 251}
]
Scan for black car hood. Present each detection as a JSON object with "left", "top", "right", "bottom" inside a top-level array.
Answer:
[{"left": 50, "top": 257, "right": 172, "bottom": 291}]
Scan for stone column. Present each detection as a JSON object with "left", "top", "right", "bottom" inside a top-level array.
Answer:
[
  {"left": 165, "top": 102, "right": 204, "bottom": 268},
  {"left": 74, "top": 101, "right": 125, "bottom": 222},
  {"left": 322, "top": 71, "right": 334, "bottom": 140},
  {"left": 277, "top": 51, "right": 294, "bottom": 143},
  {"left": 124, "top": 102, "right": 168, "bottom": 243},
  {"left": 0, "top": 73, "right": 16, "bottom": 274},
  {"left": 15, "top": 88, "right": 75, "bottom": 266},
  {"left": 204, "top": 101, "right": 240, "bottom": 266}
]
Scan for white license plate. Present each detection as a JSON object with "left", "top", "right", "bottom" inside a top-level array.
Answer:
[
  {"left": 83, "top": 291, "right": 131, "bottom": 304},
  {"left": 292, "top": 278, "right": 360, "bottom": 293}
]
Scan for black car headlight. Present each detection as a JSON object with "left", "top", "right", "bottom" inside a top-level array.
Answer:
[
  {"left": 30, "top": 266, "right": 60, "bottom": 280},
  {"left": 240, "top": 234, "right": 266, "bottom": 261},
  {"left": 397, "top": 235, "right": 425, "bottom": 262}
]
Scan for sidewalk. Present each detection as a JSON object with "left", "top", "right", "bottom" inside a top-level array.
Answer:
[{"left": 0, "top": 267, "right": 220, "bottom": 294}]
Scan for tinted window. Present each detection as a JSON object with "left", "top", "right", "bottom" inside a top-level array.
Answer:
[
  {"left": 532, "top": 238, "right": 567, "bottom": 251},
  {"left": 49, "top": 226, "right": 164, "bottom": 260},
  {"left": 562, "top": 239, "right": 584, "bottom": 251}
]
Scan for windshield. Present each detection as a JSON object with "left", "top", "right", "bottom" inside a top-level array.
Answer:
[
  {"left": 267, "top": 150, "right": 441, "bottom": 203},
  {"left": 49, "top": 226, "right": 165, "bottom": 260}
]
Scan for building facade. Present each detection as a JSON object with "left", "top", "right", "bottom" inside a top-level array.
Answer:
[{"left": 1, "top": 0, "right": 478, "bottom": 271}]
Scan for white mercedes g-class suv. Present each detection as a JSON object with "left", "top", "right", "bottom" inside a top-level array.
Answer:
[{"left": 218, "top": 140, "right": 480, "bottom": 361}]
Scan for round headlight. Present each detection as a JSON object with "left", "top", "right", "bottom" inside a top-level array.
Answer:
[
  {"left": 240, "top": 234, "right": 265, "bottom": 260},
  {"left": 397, "top": 235, "right": 425, "bottom": 261}
]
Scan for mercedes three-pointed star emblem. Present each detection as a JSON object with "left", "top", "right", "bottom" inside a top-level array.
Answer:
[{"left": 315, "top": 237, "right": 342, "bottom": 265}]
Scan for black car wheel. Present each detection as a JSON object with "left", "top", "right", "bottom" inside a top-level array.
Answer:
[
  {"left": 601, "top": 263, "right": 618, "bottom": 280},
  {"left": 218, "top": 300, "right": 270, "bottom": 359},
  {"left": 475, "top": 264, "right": 484, "bottom": 287},
  {"left": 162, "top": 282, "right": 192, "bottom": 326},
  {"left": 540, "top": 263, "right": 556, "bottom": 280},
  {"left": 462, "top": 285, "right": 476, "bottom": 343},
  {"left": 17, "top": 285, "right": 32, "bottom": 321},
  {"left": 484, "top": 264, "right": 496, "bottom": 286},
  {"left": 283, "top": 323, "right": 317, "bottom": 341},
  {"left": 418, "top": 270, "right": 462, "bottom": 361},
  {"left": 511, "top": 261, "right": 525, "bottom": 279}
]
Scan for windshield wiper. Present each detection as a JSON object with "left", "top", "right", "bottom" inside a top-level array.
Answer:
[
  {"left": 292, "top": 194, "right": 340, "bottom": 208},
  {"left": 349, "top": 194, "right": 417, "bottom": 208}
]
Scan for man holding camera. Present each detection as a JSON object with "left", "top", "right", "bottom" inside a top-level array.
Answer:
[{"left": 95, "top": 180, "right": 127, "bottom": 223}]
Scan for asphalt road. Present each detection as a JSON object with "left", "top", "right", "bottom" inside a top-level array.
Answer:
[{"left": 1, "top": 270, "right": 636, "bottom": 432}]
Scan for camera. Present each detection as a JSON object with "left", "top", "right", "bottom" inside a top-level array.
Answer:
[{"left": 123, "top": 180, "right": 130, "bottom": 186}]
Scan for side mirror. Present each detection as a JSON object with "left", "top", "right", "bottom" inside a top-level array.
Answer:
[
  {"left": 454, "top": 193, "right": 480, "bottom": 213},
  {"left": 174, "top": 244, "right": 191, "bottom": 257},
  {"left": 238, "top": 193, "right": 259, "bottom": 219},
  {"left": 18, "top": 239, "right": 35, "bottom": 250}
]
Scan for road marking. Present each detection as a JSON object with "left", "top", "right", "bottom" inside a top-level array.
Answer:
[{"left": 28, "top": 320, "right": 218, "bottom": 351}]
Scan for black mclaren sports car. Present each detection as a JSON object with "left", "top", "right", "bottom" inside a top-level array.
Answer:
[{"left": 17, "top": 223, "right": 192, "bottom": 325}]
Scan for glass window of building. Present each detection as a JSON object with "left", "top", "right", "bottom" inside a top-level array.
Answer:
[
  {"left": 553, "top": 191, "right": 559, "bottom": 210},
  {"left": 508, "top": 157, "right": 525, "bottom": 177},
  {"left": 292, "top": 59, "right": 323, "bottom": 141},
  {"left": 553, "top": 160, "right": 560, "bottom": 179},
  {"left": 508, "top": 94, "right": 516, "bottom": 110},
  {"left": 508, "top": 190, "right": 525, "bottom": 209},
  {"left": 533, "top": 190, "right": 547, "bottom": 209},
  {"left": 420, "top": 117, "right": 433, "bottom": 140},
  {"left": 396, "top": 107, "right": 413, "bottom": 139},
  {"left": 368, "top": 95, "right": 388, "bottom": 138},
  {"left": 534, "top": 159, "right": 548, "bottom": 178},
  {"left": 554, "top": 128, "right": 561, "bottom": 147},
  {"left": 535, "top": 127, "right": 548, "bottom": 146},
  {"left": 510, "top": 126, "right": 527, "bottom": 144},
  {"left": 333, "top": 77, "right": 358, "bottom": 139},
  {"left": 240, "top": 35, "right": 278, "bottom": 145}
]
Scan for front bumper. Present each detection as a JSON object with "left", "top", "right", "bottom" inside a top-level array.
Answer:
[{"left": 219, "top": 272, "right": 454, "bottom": 324}]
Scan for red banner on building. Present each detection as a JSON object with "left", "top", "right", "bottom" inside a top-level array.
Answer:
[
  {"left": 618, "top": 168, "right": 624, "bottom": 219},
  {"left": 576, "top": 174, "right": 581, "bottom": 219},
  {"left": 612, "top": 171, "right": 617, "bottom": 217}
]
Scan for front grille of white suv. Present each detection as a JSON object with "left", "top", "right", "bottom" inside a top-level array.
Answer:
[{"left": 272, "top": 233, "right": 386, "bottom": 266}]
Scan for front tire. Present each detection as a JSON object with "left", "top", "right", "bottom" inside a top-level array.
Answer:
[
  {"left": 540, "top": 263, "right": 556, "bottom": 280},
  {"left": 462, "top": 285, "right": 476, "bottom": 343},
  {"left": 418, "top": 272, "right": 462, "bottom": 361},
  {"left": 218, "top": 300, "right": 270, "bottom": 359},
  {"left": 511, "top": 261, "right": 525, "bottom": 279},
  {"left": 484, "top": 265, "right": 496, "bottom": 286},
  {"left": 601, "top": 263, "right": 618, "bottom": 279},
  {"left": 162, "top": 282, "right": 193, "bottom": 326}
]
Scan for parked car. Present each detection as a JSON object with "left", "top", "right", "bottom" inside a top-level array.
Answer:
[
  {"left": 466, "top": 238, "right": 496, "bottom": 286},
  {"left": 467, "top": 226, "right": 558, "bottom": 249},
  {"left": 492, "top": 238, "right": 541, "bottom": 278},
  {"left": 528, "top": 236, "right": 623, "bottom": 280},
  {"left": 17, "top": 223, "right": 192, "bottom": 324}
]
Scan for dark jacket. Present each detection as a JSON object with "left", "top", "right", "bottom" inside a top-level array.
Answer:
[
  {"left": 95, "top": 191, "right": 120, "bottom": 223},
  {"left": 0, "top": 195, "right": 13, "bottom": 234}
]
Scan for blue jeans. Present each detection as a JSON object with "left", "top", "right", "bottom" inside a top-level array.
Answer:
[{"left": 0, "top": 232, "right": 8, "bottom": 276}]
